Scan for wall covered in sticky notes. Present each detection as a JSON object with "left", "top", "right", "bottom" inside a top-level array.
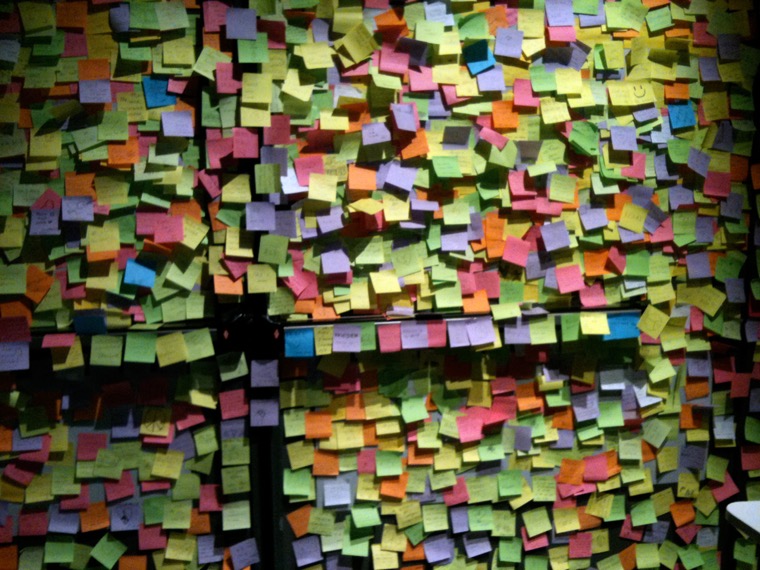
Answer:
[
  {"left": 277, "top": 337, "right": 758, "bottom": 568},
  {"left": 0, "top": 0, "right": 759, "bottom": 568}
]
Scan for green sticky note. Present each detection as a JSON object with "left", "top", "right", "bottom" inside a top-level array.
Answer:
[
  {"left": 163, "top": 499, "right": 193, "bottom": 530},
  {"left": 636, "top": 544, "right": 660, "bottom": 569},
  {"left": 549, "top": 174, "right": 576, "bottom": 204},
  {"left": 522, "top": 507, "right": 552, "bottom": 538},
  {"left": 0, "top": 264, "right": 26, "bottom": 295},
  {"left": 706, "top": 454, "right": 728, "bottom": 482},
  {"left": 90, "top": 534, "right": 127, "bottom": 570},
  {"left": 498, "top": 470, "right": 523, "bottom": 497},
  {"left": 89, "top": 335, "right": 123, "bottom": 367},
  {"left": 217, "top": 352, "right": 249, "bottom": 381},
  {"left": 124, "top": 333, "right": 157, "bottom": 364},
  {"left": 605, "top": 494, "right": 627, "bottom": 522},
  {"left": 678, "top": 546, "right": 704, "bottom": 570},
  {"left": 222, "top": 500, "right": 251, "bottom": 531},
  {"left": 97, "top": 111, "right": 129, "bottom": 142},
  {"left": 44, "top": 537, "right": 75, "bottom": 564},
  {"left": 499, "top": 538, "right": 522, "bottom": 563},
  {"left": 630, "top": 499, "right": 657, "bottom": 527},
  {"left": 468, "top": 505, "right": 494, "bottom": 532},
  {"left": 423, "top": 503, "right": 449, "bottom": 533},
  {"left": 376, "top": 451, "right": 402, "bottom": 477},
  {"left": 222, "top": 465, "right": 251, "bottom": 494},
  {"left": 351, "top": 505, "right": 381, "bottom": 528},
  {"left": 173, "top": 473, "right": 201, "bottom": 501},
  {"left": 442, "top": 201, "right": 470, "bottom": 225},
  {"left": 598, "top": 400, "right": 625, "bottom": 428},
  {"left": 283, "top": 468, "right": 313, "bottom": 496},
  {"left": 401, "top": 396, "right": 429, "bottom": 423},
  {"left": 184, "top": 328, "right": 215, "bottom": 362},
  {"left": 259, "top": 234, "right": 289, "bottom": 265},
  {"left": 432, "top": 156, "right": 463, "bottom": 178},
  {"left": 93, "top": 449, "right": 123, "bottom": 480}
]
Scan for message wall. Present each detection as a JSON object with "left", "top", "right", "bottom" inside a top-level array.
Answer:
[{"left": 0, "top": 0, "right": 759, "bottom": 568}]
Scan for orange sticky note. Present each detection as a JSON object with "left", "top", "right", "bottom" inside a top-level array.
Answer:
[{"left": 304, "top": 411, "right": 333, "bottom": 439}]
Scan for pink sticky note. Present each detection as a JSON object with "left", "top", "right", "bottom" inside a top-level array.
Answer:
[
  {"left": 222, "top": 256, "right": 251, "bottom": 281},
  {"left": 232, "top": 127, "right": 259, "bottom": 159},
  {"left": 216, "top": 62, "right": 241, "bottom": 94},
  {"left": 456, "top": 415, "right": 484, "bottom": 443},
  {"left": 104, "top": 471, "right": 135, "bottom": 502},
  {"left": 514, "top": 79, "right": 540, "bottom": 108},
  {"left": 619, "top": 515, "right": 644, "bottom": 541},
  {"left": 675, "top": 523, "right": 700, "bottom": 544},
  {"left": 77, "top": 433, "right": 107, "bottom": 461},
  {"left": 206, "top": 138, "right": 234, "bottom": 169},
  {"left": 42, "top": 333, "right": 76, "bottom": 348},
  {"left": 583, "top": 454, "right": 608, "bottom": 481},
  {"left": 474, "top": 271, "right": 500, "bottom": 298},
  {"left": 200, "top": 484, "right": 224, "bottom": 512},
  {"left": 408, "top": 67, "right": 438, "bottom": 91},
  {"left": 142, "top": 423, "right": 175, "bottom": 445},
  {"left": 548, "top": 25, "right": 576, "bottom": 42},
  {"left": 443, "top": 476, "right": 470, "bottom": 506},
  {"left": 427, "top": 321, "right": 447, "bottom": 348},
  {"left": 294, "top": 155, "right": 324, "bottom": 187},
  {"left": 32, "top": 188, "right": 62, "bottom": 210},
  {"left": 198, "top": 170, "right": 222, "bottom": 199},
  {"left": 357, "top": 449, "right": 377, "bottom": 474},
  {"left": 621, "top": 152, "right": 647, "bottom": 179},
  {"left": 378, "top": 323, "right": 402, "bottom": 353},
  {"left": 60, "top": 484, "right": 90, "bottom": 511},
  {"left": 379, "top": 44, "right": 410, "bottom": 75},
  {"left": 138, "top": 524, "right": 168, "bottom": 551},
  {"left": 521, "top": 527, "right": 550, "bottom": 551},
  {"left": 502, "top": 236, "right": 530, "bottom": 267},
  {"left": 153, "top": 215, "right": 184, "bottom": 244},
  {"left": 219, "top": 389, "right": 249, "bottom": 420},
  {"left": 703, "top": 171, "right": 731, "bottom": 198},
  {"left": 579, "top": 282, "right": 607, "bottom": 308},
  {"left": 569, "top": 533, "right": 593, "bottom": 558},
  {"left": 479, "top": 127, "right": 508, "bottom": 149},
  {"left": 263, "top": 115, "right": 291, "bottom": 145},
  {"left": 556, "top": 265, "right": 584, "bottom": 294}
]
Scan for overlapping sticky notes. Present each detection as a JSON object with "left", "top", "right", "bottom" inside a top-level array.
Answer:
[
  {"left": 280, "top": 331, "right": 758, "bottom": 567},
  {"left": 0, "top": 337, "right": 263, "bottom": 570}
]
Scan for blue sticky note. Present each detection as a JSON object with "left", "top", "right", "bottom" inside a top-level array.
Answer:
[
  {"left": 668, "top": 104, "right": 696, "bottom": 130},
  {"left": 124, "top": 259, "right": 156, "bottom": 288},
  {"left": 603, "top": 313, "right": 640, "bottom": 341},
  {"left": 142, "top": 77, "right": 177, "bottom": 109},
  {"left": 285, "top": 328, "right": 314, "bottom": 358},
  {"left": 462, "top": 40, "right": 495, "bottom": 75}
]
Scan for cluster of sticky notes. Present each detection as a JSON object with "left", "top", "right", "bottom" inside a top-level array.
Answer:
[
  {"left": 280, "top": 339, "right": 758, "bottom": 568},
  {"left": 0, "top": 341, "right": 263, "bottom": 570},
  {"left": 200, "top": 0, "right": 759, "bottom": 356},
  {"left": 0, "top": 0, "right": 217, "bottom": 366}
]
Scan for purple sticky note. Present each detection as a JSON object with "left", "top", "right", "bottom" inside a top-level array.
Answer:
[
  {"left": 316, "top": 206, "right": 344, "bottom": 234},
  {"left": 503, "top": 318, "right": 531, "bottom": 345},
  {"left": 679, "top": 445, "right": 707, "bottom": 470},
  {"left": 686, "top": 252, "right": 711, "bottom": 279},
  {"left": 110, "top": 502, "right": 142, "bottom": 532},
  {"left": 48, "top": 505, "right": 80, "bottom": 534},
  {"left": 362, "top": 122, "right": 391, "bottom": 145},
  {"left": 391, "top": 103, "right": 418, "bottom": 132},
  {"left": 111, "top": 407, "right": 141, "bottom": 439},
  {"left": 79, "top": 79, "right": 112, "bottom": 104},
  {"left": 251, "top": 359, "right": 279, "bottom": 388},
  {"left": 401, "top": 321, "right": 428, "bottom": 350},
  {"left": 463, "top": 534, "right": 492, "bottom": 558},
  {"left": 29, "top": 208, "right": 60, "bottom": 236},
  {"left": 725, "top": 278, "right": 745, "bottom": 303},
  {"left": 246, "top": 202, "right": 276, "bottom": 231},
  {"left": 695, "top": 217, "right": 715, "bottom": 243},
  {"left": 447, "top": 320, "right": 470, "bottom": 347},
  {"left": 274, "top": 210, "right": 299, "bottom": 238},
  {"left": 249, "top": 399, "right": 279, "bottom": 427},
  {"left": 230, "top": 538, "right": 260, "bottom": 570},
  {"left": 720, "top": 193, "right": 743, "bottom": 220},
  {"left": 669, "top": 185, "right": 693, "bottom": 209},
  {"left": 384, "top": 162, "right": 417, "bottom": 193},
  {"left": 0, "top": 342, "right": 29, "bottom": 372},
  {"left": 477, "top": 65, "right": 506, "bottom": 92},
  {"left": 633, "top": 105, "right": 659, "bottom": 123},
  {"left": 292, "top": 535, "right": 323, "bottom": 567},
  {"left": 220, "top": 418, "right": 246, "bottom": 440},
  {"left": 512, "top": 425, "right": 533, "bottom": 451},
  {"left": 109, "top": 4, "right": 130, "bottom": 33},
  {"left": 654, "top": 154, "right": 679, "bottom": 182},
  {"left": 551, "top": 429, "right": 575, "bottom": 449},
  {"left": 717, "top": 34, "right": 740, "bottom": 61},
  {"left": 450, "top": 506, "right": 469, "bottom": 533},
  {"left": 62, "top": 197, "right": 94, "bottom": 222},
  {"left": 321, "top": 248, "right": 350, "bottom": 275},
  {"left": 198, "top": 535, "right": 225, "bottom": 564},
  {"left": 540, "top": 221, "right": 571, "bottom": 251},
  {"left": 699, "top": 57, "right": 720, "bottom": 82},
  {"left": 494, "top": 27, "right": 523, "bottom": 58},
  {"left": 424, "top": 534, "right": 455, "bottom": 565},
  {"left": 441, "top": 230, "right": 468, "bottom": 252},
  {"left": 169, "top": 430, "right": 196, "bottom": 459},
  {"left": 226, "top": 8, "right": 257, "bottom": 40},
  {"left": 572, "top": 391, "right": 600, "bottom": 422},
  {"left": 467, "top": 317, "right": 496, "bottom": 346},
  {"left": 162, "top": 111, "right": 194, "bottom": 137},
  {"left": 332, "top": 324, "right": 361, "bottom": 353},
  {"left": 610, "top": 126, "right": 637, "bottom": 152},
  {"left": 545, "top": 0, "right": 574, "bottom": 26},
  {"left": 687, "top": 147, "right": 711, "bottom": 177},
  {"left": 579, "top": 206, "right": 608, "bottom": 231}
]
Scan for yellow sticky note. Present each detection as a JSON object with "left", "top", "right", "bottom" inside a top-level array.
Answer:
[
  {"left": 580, "top": 312, "right": 611, "bottom": 335},
  {"left": 156, "top": 332, "right": 189, "bottom": 367},
  {"left": 637, "top": 305, "right": 670, "bottom": 339},
  {"left": 308, "top": 173, "right": 338, "bottom": 203},
  {"left": 619, "top": 203, "right": 648, "bottom": 233}
]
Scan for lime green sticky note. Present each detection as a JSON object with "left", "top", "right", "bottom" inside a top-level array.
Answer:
[
  {"left": 124, "top": 333, "right": 157, "bottom": 364},
  {"left": 173, "top": 473, "right": 201, "bottom": 501},
  {"left": 636, "top": 544, "right": 660, "bottom": 569},
  {"left": 93, "top": 449, "right": 123, "bottom": 480},
  {"left": 283, "top": 468, "right": 313, "bottom": 496},
  {"left": 89, "top": 335, "right": 123, "bottom": 367},
  {"left": 0, "top": 264, "right": 26, "bottom": 295},
  {"left": 442, "top": 201, "right": 470, "bottom": 225},
  {"left": 678, "top": 546, "right": 704, "bottom": 570},
  {"left": 259, "top": 234, "right": 289, "bottom": 265},
  {"left": 423, "top": 504, "right": 449, "bottom": 533},
  {"left": 745, "top": 416, "right": 760, "bottom": 444},
  {"left": 184, "top": 328, "right": 215, "bottom": 362},
  {"left": 376, "top": 451, "right": 402, "bottom": 477},
  {"left": 90, "top": 534, "right": 127, "bottom": 570},
  {"left": 401, "top": 396, "right": 428, "bottom": 424},
  {"left": 630, "top": 499, "right": 657, "bottom": 527},
  {"left": 217, "top": 352, "right": 249, "bottom": 381},
  {"left": 522, "top": 507, "right": 552, "bottom": 538},
  {"left": 163, "top": 499, "right": 193, "bottom": 530},
  {"left": 468, "top": 505, "right": 494, "bottom": 532},
  {"left": 706, "top": 455, "right": 728, "bottom": 482},
  {"left": 44, "top": 537, "right": 75, "bottom": 564},
  {"left": 222, "top": 500, "right": 251, "bottom": 531},
  {"left": 498, "top": 470, "right": 523, "bottom": 497},
  {"left": 549, "top": 174, "right": 576, "bottom": 204},
  {"left": 499, "top": 537, "right": 522, "bottom": 563},
  {"left": 597, "top": 400, "right": 625, "bottom": 428},
  {"left": 351, "top": 505, "right": 381, "bottom": 528}
]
